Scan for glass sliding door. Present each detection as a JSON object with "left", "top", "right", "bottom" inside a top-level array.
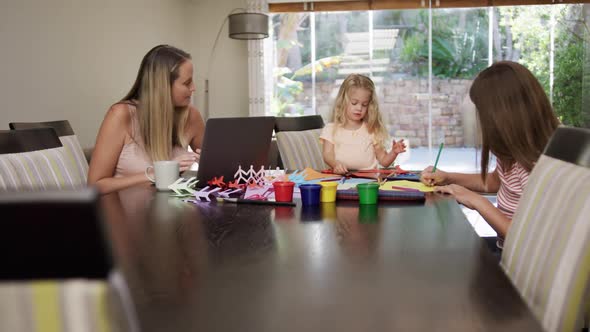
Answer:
[
  {"left": 551, "top": 4, "right": 590, "bottom": 128},
  {"left": 584, "top": 4, "right": 590, "bottom": 127},
  {"left": 399, "top": 7, "right": 490, "bottom": 172},
  {"left": 312, "top": 11, "right": 370, "bottom": 120},
  {"left": 270, "top": 13, "right": 312, "bottom": 116},
  {"left": 371, "top": 9, "right": 429, "bottom": 168},
  {"left": 268, "top": 3, "right": 589, "bottom": 162}
]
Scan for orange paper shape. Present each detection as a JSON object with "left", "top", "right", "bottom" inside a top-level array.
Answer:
[
  {"left": 227, "top": 180, "right": 242, "bottom": 189},
  {"left": 303, "top": 168, "right": 343, "bottom": 181},
  {"left": 208, "top": 176, "right": 226, "bottom": 188}
]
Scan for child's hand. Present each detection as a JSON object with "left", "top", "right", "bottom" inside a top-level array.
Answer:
[
  {"left": 391, "top": 139, "right": 407, "bottom": 155},
  {"left": 332, "top": 162, "right": 348, "bottom": 175},
  {"left": 434, "top": 184, "right": 482, "bottom": 210},
  {"left": 420, "top": 166, "right": 448, "bottom": 186}
]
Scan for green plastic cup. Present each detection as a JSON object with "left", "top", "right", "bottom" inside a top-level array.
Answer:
[{"left": 356, "top": 182, "right": 379, "bottom": 205}]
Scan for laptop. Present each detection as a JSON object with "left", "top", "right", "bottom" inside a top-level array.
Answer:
[{"left": 195, "top": 116, "right": 275, "bottom": 188}]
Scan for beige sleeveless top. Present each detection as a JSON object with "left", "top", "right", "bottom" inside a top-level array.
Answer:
[
  {"left": 114, "top": 104, "right": 187, "bottom": 177},
  {"left": 319, "top": 122, "right": 379, "bottom": 170}
]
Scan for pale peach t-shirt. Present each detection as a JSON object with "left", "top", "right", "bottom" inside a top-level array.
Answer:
[{"left": 319, "top": 122, "right": 379, "bottom": 170}]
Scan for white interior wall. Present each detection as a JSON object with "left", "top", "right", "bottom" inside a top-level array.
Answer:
[
  {"left": 188, "top": 0, "right": 250, "bottom": 120},
  {"left": 0, "top": 0, "right": 249, "bottom": 148}
]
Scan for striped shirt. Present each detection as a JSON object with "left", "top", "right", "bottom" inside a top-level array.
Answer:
[{"left": 496, "top": 161, "right": 530, "bottom": 220}]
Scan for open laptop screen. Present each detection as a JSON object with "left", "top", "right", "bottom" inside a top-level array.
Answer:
[{"left": 196, "top": 116, "right": 275, "bottom": 188}]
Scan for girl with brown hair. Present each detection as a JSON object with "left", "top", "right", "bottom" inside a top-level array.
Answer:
[{"left": 421, "top": 61, "right": 559, "bottom": 241}]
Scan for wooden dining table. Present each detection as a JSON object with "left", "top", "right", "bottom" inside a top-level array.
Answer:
[{"left": 100, "top": 184, "right": 543, "bottom": 332}]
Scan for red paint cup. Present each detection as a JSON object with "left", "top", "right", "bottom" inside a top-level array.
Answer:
[{"left": 273, "top": 181, "right": 295, "bottom": 202}]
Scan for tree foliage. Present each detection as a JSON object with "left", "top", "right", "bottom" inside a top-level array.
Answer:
[
  {"left": 400, "top": 9, "right": 489, "bottom": 78},
  {"left": 502, "top": 5, "right": 588, "bottom": 127},
  {"left": 271, "top": 5, "right": 589, "bottom": 125}
]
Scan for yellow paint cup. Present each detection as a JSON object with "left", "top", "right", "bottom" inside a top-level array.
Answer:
[{"left": 319, "top": 181, "right": 338, "bottom": 203}]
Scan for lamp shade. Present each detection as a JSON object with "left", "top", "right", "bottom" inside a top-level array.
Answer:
[{"left": 228, "top": 13, "right": 269, "bottom": 40}]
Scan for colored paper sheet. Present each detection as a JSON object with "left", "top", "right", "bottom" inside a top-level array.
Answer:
[
  {"left": 301, "top": 168, "right": 343, "bottom": 181},
  {"left": 380, "top": 180, "right": 435, "bottom": 192}
]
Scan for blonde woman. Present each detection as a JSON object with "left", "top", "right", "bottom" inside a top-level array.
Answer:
[
  {"left": 88, "top": 45, "right": 205, "bottom": 194},
  {"left": 320, "top": 74, "right": 406, "bottom": 174}
]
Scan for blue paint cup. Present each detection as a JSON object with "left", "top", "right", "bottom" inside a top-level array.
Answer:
[{"left": 299, "top": 184, "right": 322, "bottom": 206}]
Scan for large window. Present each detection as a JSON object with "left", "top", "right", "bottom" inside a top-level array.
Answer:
[{"left": 267, "top": 4, "right": 590, "bottom": 173}]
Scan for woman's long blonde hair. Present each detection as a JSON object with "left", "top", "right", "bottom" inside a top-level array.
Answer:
[
  {"left": 120, "top": 44, "right": 191, "bottom": 162},
  {"left": 470, "top": 61, "right": 559, "bottom": 181},
  {"left": 331, "top": 74, "right": 389, "bottom": 147}
]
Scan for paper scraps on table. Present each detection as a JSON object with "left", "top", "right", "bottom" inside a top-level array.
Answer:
[
  {"left": 337, "top": 178, "right": 376, "bottom": 190},
  {"left": 380, "top": 180, "right": 435, "bottom": 192},
  {"left": 302, "top": 168, "right": 342, "bottom": 181}
]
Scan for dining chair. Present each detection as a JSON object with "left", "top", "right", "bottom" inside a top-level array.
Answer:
[
  {"left": 10, "top": 120, "right": 89, "bottom": 181},
  {"left": 0, "top": 128, "right": 85, "bottom": 191},
  {"left": 274, "top": 115, "right": 325, "bottom": 132},
  {"left": 274, "top": 115, "right": 327, "bottom": 170},
  {"left": 0, "top": 187, "right": 112, "bottom": 280},
  {"left": 0, "top": 127, "right": 62, "bottom": 154},
  {"left": 0, "top": 188, "right": 138, "bottom": 332},
  {"left": 501, "top": 126, "right": 590, "bottom": 332}
]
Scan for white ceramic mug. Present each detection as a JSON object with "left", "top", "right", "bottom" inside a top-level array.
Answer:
[{"left": 145, "top": 161, "right": 180, "bottom": 191}]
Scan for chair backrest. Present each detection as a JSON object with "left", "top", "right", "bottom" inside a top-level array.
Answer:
[
  {"left": 0, "top": 128, "right": 85, "bottom": 191},
  {"left": 9, "top": 120, "right": 75, "bottom": 136},
  {"left": 274, "top": 115, "right": 325, "bottom": 133},
  {"left": 10, "top": 120, "right": 89, "bottom": 182},
  {"left": 273, "top": 115, "right": 326, "bottom": 170},
  {"left": 0, "top": 128, "right": 62, "bottom": 154},
  {"left": 543, "top": 126, "right": 590, "bottom": 168},
  {"left": 0, "top": 188, "right": 112, "bottom": 280},
  {"left": 501, "top": 126, "right": 590, "bottom": 332},
  {"left": 276, "top": 128, "right": 327, "bottom": 170}
]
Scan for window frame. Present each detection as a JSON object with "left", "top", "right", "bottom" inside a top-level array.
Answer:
[{"left": 269, "top": 0, "right": 590, "bottom": 12}]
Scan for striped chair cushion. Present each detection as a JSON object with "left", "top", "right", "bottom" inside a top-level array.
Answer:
[
  {"left": 0, "top": 147, "right": 86, "bottom": 191},
  {"left": 0, "top": 157, "right": 21, "bottom": 191},
  {"left": 59, "top": 135, "right": 89, "bottom": 182},
  {"left": 276, "top": 129, "right": 327, "bottom": 171},
  {"left": 0, "top": 280, "right": 126, "bottom": 332},
  {"left": 501, "top": 155, "right": 590, "bottom": 332}
]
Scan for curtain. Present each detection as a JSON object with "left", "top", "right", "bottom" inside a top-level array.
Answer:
[{"left": 247, "top": 0, "right": 270, "bottom": 117}]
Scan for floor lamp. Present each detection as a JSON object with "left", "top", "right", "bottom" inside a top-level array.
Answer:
[{"left": 204, "top": 11, "right": 269, "bottom": 120}]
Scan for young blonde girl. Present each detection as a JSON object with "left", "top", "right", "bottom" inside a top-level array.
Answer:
[
  {"left": 320, "top": 74, "right": 406, "bottom": 174},
  {"left": 88, "top": 45, "right": 205, "bottom": 194},
  {"left": 421, "top": 61, "right": 559, "bottom": 243}
]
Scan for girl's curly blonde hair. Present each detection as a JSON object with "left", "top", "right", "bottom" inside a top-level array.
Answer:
[{"left": 331, "top": 74, "right": 389, "bottom": 148}]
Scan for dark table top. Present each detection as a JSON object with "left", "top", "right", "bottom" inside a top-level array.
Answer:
[{"left": 101, "top": 184, "right": 542, "bottom": 332}]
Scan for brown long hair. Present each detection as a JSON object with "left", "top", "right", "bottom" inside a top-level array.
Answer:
[
  {"left": 469, "top": 61, "right": 559, "bottom": 181},
  {"left": 332, "top": 74, "right": 389, "bottom": 147},
  {"left": 121, "top": 44, "right": 191, "bottom": 161}
]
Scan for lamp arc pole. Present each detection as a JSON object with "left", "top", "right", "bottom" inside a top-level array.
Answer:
[
  {"left": 204, "top": 8, "right": 246, "bottom": 121},
  {"left": 203, "top": 9, "right": 269, "bottom": 121}
]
